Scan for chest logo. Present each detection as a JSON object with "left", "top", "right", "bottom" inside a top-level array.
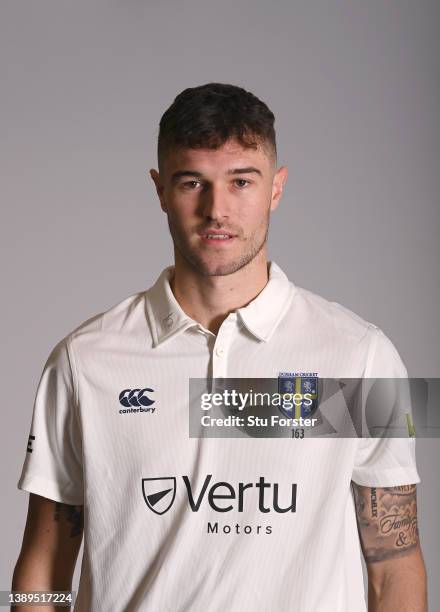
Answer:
[
  {"left": 142, "top": 477, "right": 176, "bottom": 515},
  {"left": 277, "top": 372, "right": 319, "bottom": 419},
  {"left": 119, "top": 387, "right": 155, "bottom": 408},
  {"left": 142, "top": 474, "right": 297, "bottom": 516}
]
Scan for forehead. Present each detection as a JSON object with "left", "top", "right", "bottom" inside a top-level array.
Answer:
[{"left": 163, "top": 139, "right": 272, "bottom": 176}]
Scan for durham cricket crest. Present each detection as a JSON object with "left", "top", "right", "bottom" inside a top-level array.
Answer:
[{"left": 277, "top": 372, "right": 319, "bottom": 419}]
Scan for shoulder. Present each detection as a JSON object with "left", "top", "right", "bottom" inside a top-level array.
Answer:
[
  {"left": 61, "top": 290, "right": 148, "bottom": 356},
  {"left": 291, "top": 283, "right": 378, "bottom": 343},
  {"left": 287, "top": 283, "right": 406, "bottom": 376}
]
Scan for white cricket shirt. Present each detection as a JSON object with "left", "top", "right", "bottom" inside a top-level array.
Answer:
[{"left": 17, "top": 261, "right": 420, "bottom": 612}]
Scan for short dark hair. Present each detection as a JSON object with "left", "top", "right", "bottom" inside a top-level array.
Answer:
[{"left": 157, "top": 82, "right": 277, "bottom": 172}]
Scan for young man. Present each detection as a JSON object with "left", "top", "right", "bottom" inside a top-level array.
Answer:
[{"left": 13, "top": 83, "right": 427, "bottom": 611}]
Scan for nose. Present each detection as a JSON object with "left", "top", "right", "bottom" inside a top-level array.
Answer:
[{"left": 199, "top": 182, "right": 231, "bottom": 222}]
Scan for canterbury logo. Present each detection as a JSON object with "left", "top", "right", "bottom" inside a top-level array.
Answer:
[{"left": 119, "top": 388, "right": 155, "bottom": 408}]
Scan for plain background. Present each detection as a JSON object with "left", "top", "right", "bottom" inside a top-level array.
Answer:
[{"left": 1, "top": 0, "right": 439, "bottom": 608}]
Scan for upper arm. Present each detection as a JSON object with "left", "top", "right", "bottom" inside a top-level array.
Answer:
[
  {"left": 12, "top": 493, "right": 84, "bottom": 590},
  {"left": 351, "top": 482, "right": 421, "bottom": 564},
  {"left": 352, "top": 483, "right": 428, "bottom": 610}
]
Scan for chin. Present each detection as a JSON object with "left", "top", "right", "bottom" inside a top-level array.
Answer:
[
  {"left": 174, "top": 234, "right": 266, "bottom": 277},
  {"left": 189, "top": 254, "right": 253, "bottom": 277}
]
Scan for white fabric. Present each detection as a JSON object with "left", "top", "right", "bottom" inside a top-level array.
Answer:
[{"left": 17, "top": 261, "right": 420, "bottom": 612}]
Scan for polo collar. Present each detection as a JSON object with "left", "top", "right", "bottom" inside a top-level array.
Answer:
[
  {"left": 237, "top": 262, "right": 296, "bottom": 342},
  {"left": 145, "top": 261, "right": 296, "bottom": 347}
]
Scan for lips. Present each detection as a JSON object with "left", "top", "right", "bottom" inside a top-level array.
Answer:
[
  {"left": 197, "top": 229, "right": 236, "bottom": 241},
  {"left": 203, "top": 234, "right": 232, "bottom": 240}
]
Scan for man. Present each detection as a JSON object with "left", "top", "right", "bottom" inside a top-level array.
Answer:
[{"left": 12, "top": 82, "right": 427, "bottom": 611}]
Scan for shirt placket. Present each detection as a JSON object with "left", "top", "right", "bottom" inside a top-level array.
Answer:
[{"left": 211, "top": 312, "right": 237, "bottom": 381}]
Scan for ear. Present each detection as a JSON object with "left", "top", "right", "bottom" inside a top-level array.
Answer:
[
  {"left": 270, "top": 166, "right": 288, "bottom": 212},
  {"left": 149, "top": 168, "right": 167, "bottom": 213}
]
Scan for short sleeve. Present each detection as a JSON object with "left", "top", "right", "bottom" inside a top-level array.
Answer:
[
  {"left": 17, "top": 337, "right": 84, "bottom": 504},
  {"left": 351, "top": 326, "right": 420, "bottom": 487}
]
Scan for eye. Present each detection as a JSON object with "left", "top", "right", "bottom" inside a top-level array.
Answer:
[
  {"left": 234, "top": 178, "right": 251, "bottom": 188},
  {"left": 182, "top": 180, "right": 202, "bottom": 189}
]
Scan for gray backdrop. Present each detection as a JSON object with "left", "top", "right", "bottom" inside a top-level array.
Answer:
[{"left": 1, "top": 0, "right": 439, "bottom": 608}]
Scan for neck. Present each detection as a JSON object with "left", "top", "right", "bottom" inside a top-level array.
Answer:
[{"left": 170, "top": 250, "right": 270, "bottom": 335}]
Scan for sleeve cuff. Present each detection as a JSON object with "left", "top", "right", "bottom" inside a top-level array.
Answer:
[
  {"left": 17, "top": 473, "right": 84, "bottom": 505},
  {"left": 351, "top": 466, "right": 421, "bottom": 487}
]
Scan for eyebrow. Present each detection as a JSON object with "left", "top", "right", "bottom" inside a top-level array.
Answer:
[{"left": 170, "top": 166, "right": 262, "bottom": 183}]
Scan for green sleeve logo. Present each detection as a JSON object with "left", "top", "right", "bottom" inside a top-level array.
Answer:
[{"left": 405, "top": 412, "right": 416, "bottom": 437}]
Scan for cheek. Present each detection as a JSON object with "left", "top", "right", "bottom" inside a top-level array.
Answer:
[
  {"left": 167, "top": 207, "right": 199, "bottom": 240},
  {"left": 240, "top": 197, "right": 270, "bottom": 226},
  {"left": 166, "top": 200, "right": 193, "bottom": 224}
]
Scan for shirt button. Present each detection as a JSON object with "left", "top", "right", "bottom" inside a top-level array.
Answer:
[
  {"left": 215, "top": 346, "right": 225, "bottom": 357},
  {"left": 164, "top": 314, "right": 174, "bottom": 328}
]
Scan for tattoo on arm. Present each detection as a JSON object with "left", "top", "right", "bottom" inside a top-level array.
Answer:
[
  {"left": 53, "top": 502, "right": 84, "bottom": 537},
  {"left": 352, "top": 483, "right": 419, "bottom": 563}
]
